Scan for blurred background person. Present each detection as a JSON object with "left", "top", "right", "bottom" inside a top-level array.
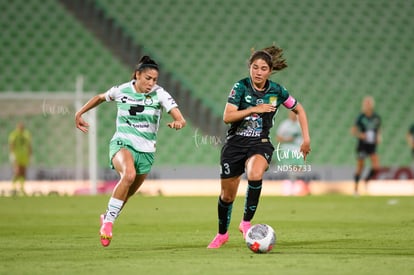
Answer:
[
  {"left": 8, "top": 122, "right": 32, "bottom": 196},
  {"left": 276, "top": 111, "right": 302, "bottom": 149},
  {"left": 407, "top": 123, "right": 414, "bottom": 164},
  {"left": 351, "top": 96, "right": 381, "bottom": 196}
]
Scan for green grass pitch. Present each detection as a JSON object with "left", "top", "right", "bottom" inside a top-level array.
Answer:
[{"left": 0, "top": 195, "right": 413, "bottom": 274}]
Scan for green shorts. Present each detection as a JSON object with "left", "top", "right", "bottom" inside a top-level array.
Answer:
[
  {"left": 14, "top": 154, "right": 30, "bottom": 166},
  {"left": 109, "top": 139, "right": 154, "bottom": 174}
]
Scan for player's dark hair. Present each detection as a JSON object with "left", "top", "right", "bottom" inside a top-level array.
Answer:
[
  {"left": 249, "top": 45, "right": 287, "bottom": 73},
  {"left": 132, "top": 55, "right": 159, "bottom": 79}
]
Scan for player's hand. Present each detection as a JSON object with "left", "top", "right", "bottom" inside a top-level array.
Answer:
[
  {"left": 168, "top": 120, "right": 185, "bottom": 130},
  {"left": 377, "top": 135, "right": 382, "bottom": 144},
  {"left": 75, "top": 114, "right": 89, "bottom": 133},
  {"left": 358, "top": 133, "right": 366, "bottom": 140},
  {"left": 9, "top": 153, "right": 15, "bottom": 163},
  {"left": 300, "top": 141, "right": 311, "bottom": 161},
  {"left": 254, "top": 104, "right": 276, "bottom": 114}
]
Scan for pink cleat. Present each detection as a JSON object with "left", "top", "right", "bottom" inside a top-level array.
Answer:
[
  {"left": 99, "top": 214, "right": 113, "bottom": 247},
  {"left": 207, "top": 232, "right": 229, "bottom": 249},
  {"left": 239, "top": 220, "right": 251, "bottom": 239}
]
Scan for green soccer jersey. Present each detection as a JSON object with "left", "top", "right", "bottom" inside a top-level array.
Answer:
[
  {"left": 105, "top": 80, "right": 178, "bottom": 152},
  {"left": 354, "top": 112, "right": 381, "bottom": 145},
  {"left": 226, "top": 77, "right": 297, "bottom": 145},
  {"left": 8, "top": 129, "right": 31, "bottom": 161}
]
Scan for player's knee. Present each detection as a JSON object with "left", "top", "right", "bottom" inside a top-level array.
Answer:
[
  {"left": 247, "top": 170, "right": 264, "bottom": 181},
  {"left": 221, "top": 193, "right": 236, "bottom": 203},
  {"left": 220, "top": 187, "right": 237, "bottom": 202},
  {"left": 121, "top": 169, "right": 137, "bottom": 185}
]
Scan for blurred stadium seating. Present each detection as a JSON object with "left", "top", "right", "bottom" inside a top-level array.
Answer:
[{"left": 1, "top": 0, "right": 413, "bottom": 178}]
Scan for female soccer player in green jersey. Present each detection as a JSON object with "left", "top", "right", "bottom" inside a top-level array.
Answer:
[
  {"left": 75, "top": 56, "right": 186, "bottom": 247},
  {"left": 407, "top": 124, "right": 414, "bottom": 161},
  {"left": 207, "top": 45, "right": 311, "bottom": 248},
  {"left": 351, "top": 96, "right": 381, "bottom": 196}
]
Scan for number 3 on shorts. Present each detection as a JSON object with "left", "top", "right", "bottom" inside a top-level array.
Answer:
[{"left": 221, "top": 163, "right": 231, "bottom": 175}]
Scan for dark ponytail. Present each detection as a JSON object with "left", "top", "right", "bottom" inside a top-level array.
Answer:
[
  {"left": 249, "top": 44, "right": 287, "bottom": 73},
  {"left": 131, "top": 55, "right": 159, "bottom": 79}
]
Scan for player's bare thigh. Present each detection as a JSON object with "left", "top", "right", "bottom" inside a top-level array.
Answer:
[
  {"left": 245, "top": 154, "right": 268, "bottom": 180},
  {"left": 111, "top": 148, "right": 136, "bottom": 182}
]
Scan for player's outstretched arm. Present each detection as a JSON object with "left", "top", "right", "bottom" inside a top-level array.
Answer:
[
  {"left": 292, "top": 103, "right": 311, "bottom": 160},
  {"left": 167, "top": 107, "right": 186, "bottom": 130},
  {"left": 75, "top": 93, "right": 106, "bottom": 133},
  {"left": 407, "top": 132, "right": 414, "bottom": 148}
]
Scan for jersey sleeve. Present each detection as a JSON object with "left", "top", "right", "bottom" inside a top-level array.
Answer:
[
  {"left": 280, "top": 85, "right": 297, "bottom": 110},
  {"left": 354, "top": 114, "right": 363, "bottom": 129},
  {"left": 158, "top": 88, "right": 178, "bottom": 113},
  {"left": 227, "top": 81, "right": 245, "bottom": 108},
  {"left": 377, "top": 115, "right": 382, "bottom": 129},
  {"left": 8, "top": 131, "right": 15, "bottom": 146},
  {"left": 104, "top": 86, "right": 119, "bottom": 102}
]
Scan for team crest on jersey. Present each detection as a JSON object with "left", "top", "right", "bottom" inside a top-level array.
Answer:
[
  {"left": 269, "top": 96, "right": 277, "bottom": 106},
  {"left": 256, "top": 99, "right": 264, "bottom": 105},
  {"left": 144, "top": 95, "right": 153, "bottom": 105}
]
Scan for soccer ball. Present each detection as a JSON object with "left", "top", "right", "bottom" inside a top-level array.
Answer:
[{"left": 245, "top": 224, "right": 276, "bottom": 253}]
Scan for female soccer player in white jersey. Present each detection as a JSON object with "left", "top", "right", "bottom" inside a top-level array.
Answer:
[
  {"left": 207, "top": 45, "right": 311, "bottom": 248},
  {"left": 75, "top": 56, "right": 186, "bottom": 247}
]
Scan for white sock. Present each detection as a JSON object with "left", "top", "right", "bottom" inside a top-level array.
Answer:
[{"left": 104, "top": 197, "right": 124, "bottom": 223}]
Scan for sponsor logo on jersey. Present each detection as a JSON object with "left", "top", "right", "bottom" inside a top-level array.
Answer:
[
  {"left": 121, "top": 96, "right": 142, "bottom": 104},
  {"left": 250, "top": 113, "right": 260, "bottom": 120},
  {"left": 236, "top": 115, "right": 262, "bottom": 137},
  {"left": 229, "top": 89, "right": 236, "bottom": 99},
  {"left": 168, "top": 97, "right": 176, "bottom": 105},
  {"left": 125, "top": 119, "right": 150, "bottom": 129}
]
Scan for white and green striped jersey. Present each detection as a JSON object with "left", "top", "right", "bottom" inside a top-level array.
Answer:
[{"left": 105, "top": 80, "right": 178, "bottom": 152}]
